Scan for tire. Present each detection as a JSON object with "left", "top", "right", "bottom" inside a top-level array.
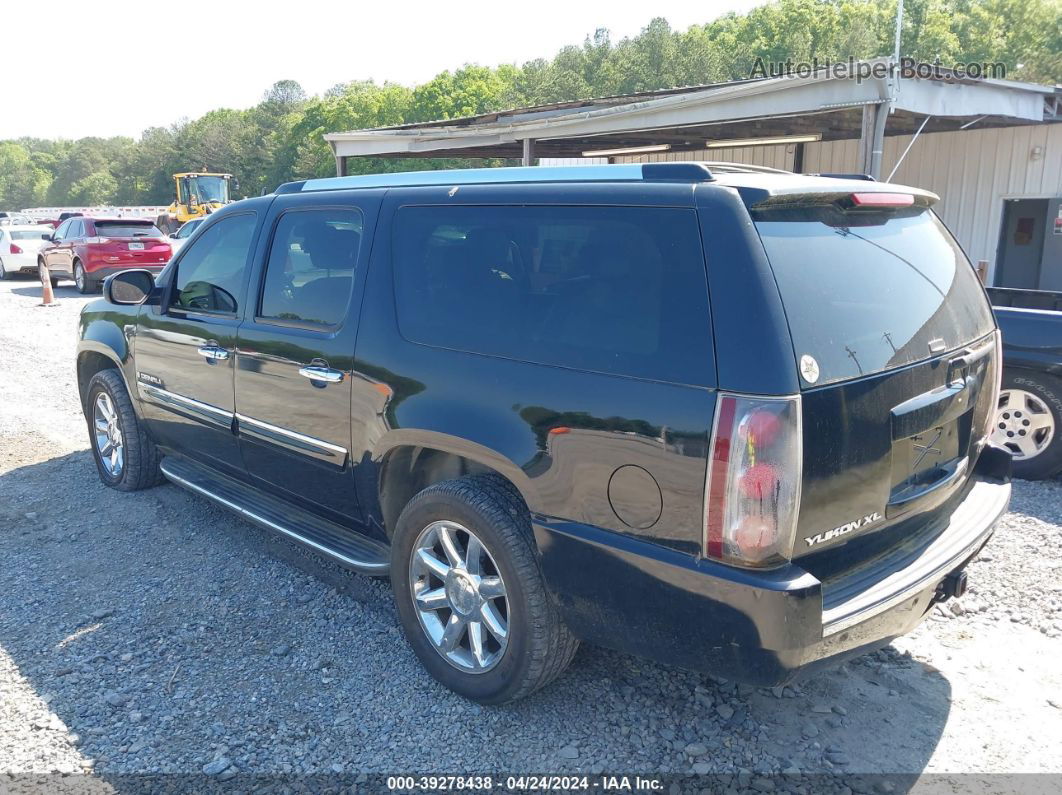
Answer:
[
  {"left": 390, "top": 474, "right": 579, "bottom": 704},
  {"left": 0, "top": 257, "right": 8, "bottom": 280},
  {"left": 50, "top": 276, "right": 61, "bottom": 288},
  {"left": 73, "top": 260, "right": 91, "bottom": 294},
  {"left": 991, "top": 370, "right": 1062, "bottom": 480},
  {"left": 84, "top": 369, "right": 164, "bottom": 491}
]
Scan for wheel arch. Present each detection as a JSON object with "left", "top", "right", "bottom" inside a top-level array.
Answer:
[
  {"left": 371, "top": 431, "right": 540, "bottom": 539},
  {"left": 77, "top": 343, "right": 131, "bottom": 413}
]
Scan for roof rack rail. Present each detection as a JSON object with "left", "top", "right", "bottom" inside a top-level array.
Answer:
[{"left": 279, "top": 162, "right": 715, "bottom": 194}]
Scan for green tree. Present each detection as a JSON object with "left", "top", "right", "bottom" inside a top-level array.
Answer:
[
  {"left": 0, "top": 142, "right": 51, "bottom": 208},
  {"left": 68, "top": 171, "right": 118, "bottom": 205},
  {"left": 409, "top": 65, "right": 510, "bottom": 122}
]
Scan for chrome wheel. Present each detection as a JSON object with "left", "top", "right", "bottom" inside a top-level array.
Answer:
[
  {"left": 74, "top": 263, "right": 85, "bottom": 292},
  {"left": 93, "top": 392, "right": 124, "bottom": 477},
  {"left": 991, "top": 388, "right": 1055, "bottom": 460},
  {"left": 409, "top": 520, "right": 509, "bottom": 673}
]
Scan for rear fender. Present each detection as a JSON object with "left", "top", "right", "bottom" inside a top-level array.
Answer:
[{"left": 366, "top": 429, "right": 542, "bottom": 534}]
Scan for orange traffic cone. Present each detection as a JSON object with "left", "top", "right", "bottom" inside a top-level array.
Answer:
[{"left": 39, "top": 263, "right": 57, "bottom": 306}]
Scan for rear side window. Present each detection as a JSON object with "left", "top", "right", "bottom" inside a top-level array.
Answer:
[
  {"left": 754, "top": 207, "right": 995, "bottom": 386},
  {"left": 392, "top": 205, "right": 712, "bottom": 384},
  {"left": 95, "top": 222, "right": 163, "bottom": 238},
  {"left": 172, "top": 213, "right": 257, "bottom": 314},
  {"left": 259, "top": 208, "right": 363, "bottom": 327}
]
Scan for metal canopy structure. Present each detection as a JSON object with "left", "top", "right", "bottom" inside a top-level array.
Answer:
[{"left": 325, "top": 59, "right": 1061, "bottom": 179}]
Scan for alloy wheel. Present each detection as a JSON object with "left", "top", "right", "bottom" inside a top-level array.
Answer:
[
  {"left": 409, "top": 520, "right": 509, "bottom": 673},
  {"left": 93, "top": 392, "right": 124, "bottom": 477},
  {"left": 991, "top": 388, "right": 1055, "bottom": 460},
  {"left": 75, "top": 264, "right": 85, "bottom": 292}
]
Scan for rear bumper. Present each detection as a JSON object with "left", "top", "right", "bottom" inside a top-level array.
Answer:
[
  {"left": 534, "top": 445, "right": 1011, "bottom": 686},
  {"left": 80, "top": 264, "right": 167, "bottom": 281},
  {"left": 6, "top": 254, "right": 43, "bottom": 272}
]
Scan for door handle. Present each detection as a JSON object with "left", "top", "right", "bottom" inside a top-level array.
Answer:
[
  {"left": 299, "top": 365, "right": 343, "bottom": 384},
  {"left": 197, "top": 344, "right": 229, "bottom": 361}
]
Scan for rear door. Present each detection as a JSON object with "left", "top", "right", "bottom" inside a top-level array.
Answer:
[
  {"left": 234, "top": 190, "right": 382, "bottom": 523},
  {"left": 65, "top": 219, "right": 85, "bottom": 273},
  {"left": 134, "top": 210, "right": 261, "bottom": 477},
  {"left": 749, "top": 196, "right": 999, "bottom": 563}
]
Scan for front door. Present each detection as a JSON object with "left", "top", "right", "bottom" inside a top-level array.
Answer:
[
  {"left": 234, "top": 192, "right": 381, "bottom": 524},
  {"left": 44, "top": 219, "right": 73, "bottom": 273},
  {"left": 134, "top": 211, "right": 261, "bottom": 478}
]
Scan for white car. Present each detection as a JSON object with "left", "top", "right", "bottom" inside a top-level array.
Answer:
[
  {"left": 168, "top": 218, "right": 203, "bottom": 255},
  {"left": 0, "top": 225, "right": 58, "bottom": 282}
]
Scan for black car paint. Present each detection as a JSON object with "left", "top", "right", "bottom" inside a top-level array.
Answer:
[
  {"left": 78, "top": 176, "right": 1010, "bottom": 686},
  {"left": 989, "top": 287, "right": 1062, "bottom": 377}
]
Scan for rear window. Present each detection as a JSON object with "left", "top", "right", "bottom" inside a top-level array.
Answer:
[
  {"left": 95, "top": 222, "right": 162, "bottom": 238},
  {"left": 392, "top": 205, "right": 712, "bottom": 384},
  {"left": 753, "top": 206, "right": 994, "bottom": 386},
  {"left": 10, "top": 230, "right": 50, "bottom": 240}
]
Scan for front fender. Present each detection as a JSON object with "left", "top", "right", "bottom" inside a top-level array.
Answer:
[{"left": 77, "top": 302, "right": 139, "bottom": 407}]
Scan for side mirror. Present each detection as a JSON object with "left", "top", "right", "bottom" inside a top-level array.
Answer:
[
  {"left": 42, "top": 233, "right": 51, "bottom": 241},
  {"left": 105, "top": 269, "right": 155, "bottom": 305}
]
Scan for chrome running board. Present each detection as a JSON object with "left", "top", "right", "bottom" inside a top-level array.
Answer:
[{"left": 160, "top": 456, "right": 389, "bottom": 575}]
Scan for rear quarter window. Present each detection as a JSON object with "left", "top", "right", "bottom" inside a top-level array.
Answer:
[
  {"left": 753, "top": 206, "right": 995, "bottom": 386},
  {"left": 391, "top": 204, "right": 713, "bottom": 385}
]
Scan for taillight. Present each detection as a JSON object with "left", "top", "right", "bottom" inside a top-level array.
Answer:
[
  {"left": 705, "top": 393, "right": 802, "bottom": 568},
  {"left": 9, "top": 243, "right": 22, "bottom": 254},
  {"left": 849, "top": 192, "right": 915, "bottom": 207}
]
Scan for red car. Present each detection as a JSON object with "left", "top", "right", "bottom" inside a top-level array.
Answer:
[{"left": 40, "top": 217, "right": 171, "bottom": 293}]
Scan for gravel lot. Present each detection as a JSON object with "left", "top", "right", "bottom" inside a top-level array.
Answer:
[{"left": 1, "top": 276, "right": 1061, "bottom": 791}]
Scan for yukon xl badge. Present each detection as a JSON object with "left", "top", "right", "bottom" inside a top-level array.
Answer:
[{"left": 804, "top": 512, "right": 883, "bottom": 548}]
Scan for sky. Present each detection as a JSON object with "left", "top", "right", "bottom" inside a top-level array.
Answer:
[{"left": 3, "top": 0, "right": 767, "bottom": 141}]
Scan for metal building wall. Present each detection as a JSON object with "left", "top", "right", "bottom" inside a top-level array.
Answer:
[
  {"left": 805, "top": 124, "right": 1062, "bottom": 280},
  {"left": 545, "top": 123, "right": 1062, "bottom": 281},
  {"left": 612, "top": 145, "right": 796, "bottom": 170}
]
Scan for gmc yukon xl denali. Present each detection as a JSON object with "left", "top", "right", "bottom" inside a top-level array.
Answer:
[{"left": 76, "top": 163, "right": 1011, "bottom": 704}]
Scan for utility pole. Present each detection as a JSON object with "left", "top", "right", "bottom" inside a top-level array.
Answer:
[{"left": 893, "top": 0, "right": 904, "bottom": 65}]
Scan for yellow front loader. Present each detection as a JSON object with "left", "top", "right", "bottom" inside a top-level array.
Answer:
[{"left": 156, "top": 172, "right": 235, "bottom": 234}]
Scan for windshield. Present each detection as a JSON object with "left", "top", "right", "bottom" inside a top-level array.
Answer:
[
  {"left": 754, "top": 206, "right": 995, "bottom": 386},
  {"left": 189, "top": 176, "right": 229, "bottom": 204},
  {"left": 95, "top": 222, "right": 164, "bottom": 238}
]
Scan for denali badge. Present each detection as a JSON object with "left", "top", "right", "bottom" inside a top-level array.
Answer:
[
  {"left": 804, "top": 512, "right": 883, "bottom": 547},
  {"left": 137, "top": 372, "right": 163, "bottom": 387}
]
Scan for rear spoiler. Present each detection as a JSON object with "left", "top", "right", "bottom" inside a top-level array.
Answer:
[
  {"left": 739, "top": 181, "right": 939, "bottom": 210},
  {"left": 807, "top": 173, "right": 876, "bottom": 182}
]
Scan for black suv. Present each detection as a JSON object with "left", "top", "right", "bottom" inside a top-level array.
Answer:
[{"left": 77, "top": 163, "right": 1011, "bottom": 704}]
